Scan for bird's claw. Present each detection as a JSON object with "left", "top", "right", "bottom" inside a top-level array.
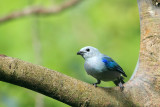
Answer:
[
  {"left": 120, "top": 86, "right": 124, "bottom": 92},
  {"left": 119, "top": 83, "right": 124, "bottom": 91},
  {"left": 93, "top": 83, "right": 98, "bottom": 87}
]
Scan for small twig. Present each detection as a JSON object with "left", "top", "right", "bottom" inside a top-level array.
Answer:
[{"left": 0, "top": 0, "right": 81, "bottom": 23}]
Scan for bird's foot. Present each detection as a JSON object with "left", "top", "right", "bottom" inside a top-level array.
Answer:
[
  {"left": 93, "top": 83, "right": 98, "bottom": 87},
  {"left": 119, "top": 82, "right": 124, "bottom": 92},
  {"left": 120, "top": 86, "right": 124, "bottom": 91},
  {"left": 92, "top": 79, "right": 101, "bottom": 87}
]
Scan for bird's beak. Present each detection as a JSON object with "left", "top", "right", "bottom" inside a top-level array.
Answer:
[{"left": 77, "top": 51, "right": 84, "bottom": 55}]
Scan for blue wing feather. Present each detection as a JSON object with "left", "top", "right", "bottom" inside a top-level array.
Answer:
[{"left": 102, "top": 56, "right": 127, "bottom": 77}]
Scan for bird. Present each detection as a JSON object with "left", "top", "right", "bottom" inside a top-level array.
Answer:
[{"left": 77, "top": 46, "right": 127, "bottom": 91}]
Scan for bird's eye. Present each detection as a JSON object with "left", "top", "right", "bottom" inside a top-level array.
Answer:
[{"left": 86, "top": 48, "right": 90, "bottom": 52}]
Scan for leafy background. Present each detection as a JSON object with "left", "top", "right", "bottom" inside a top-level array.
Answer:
[{"left": 0, "top": 0, "right": 139, "bottom": 107}]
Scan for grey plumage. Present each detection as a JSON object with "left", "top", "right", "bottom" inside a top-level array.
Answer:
[{"left": 77, "top": 46, "right": 127, "bottom": 91}]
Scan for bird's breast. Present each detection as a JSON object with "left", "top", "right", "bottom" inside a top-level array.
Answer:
[{"left": 84, "top": 57, "right": 104, "bottom": 74}]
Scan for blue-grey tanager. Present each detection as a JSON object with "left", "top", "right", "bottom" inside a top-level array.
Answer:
[{"left": 77, "top": 46, "right": 127, "bottom": 91}]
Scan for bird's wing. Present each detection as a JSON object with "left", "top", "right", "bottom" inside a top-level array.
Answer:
[{"left": 102, "top": 56, "right": 127, "bottom": 77}]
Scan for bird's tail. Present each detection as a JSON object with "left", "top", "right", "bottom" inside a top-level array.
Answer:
[{"left": 113, "top": 76, "right": 125, "bottom": 91}]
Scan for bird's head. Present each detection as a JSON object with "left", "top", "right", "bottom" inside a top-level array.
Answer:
[{"left": 77, "top": 46, "right": 100, "bottom": 59}]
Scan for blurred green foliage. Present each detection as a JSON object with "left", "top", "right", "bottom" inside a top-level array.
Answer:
[{"left": 0, "top": 0, "right": 140, "bottom": 107}]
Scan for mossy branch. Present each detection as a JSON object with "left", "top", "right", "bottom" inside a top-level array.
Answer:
[{"left": 0, "top": 55, "right": 132, "bottom": 106}]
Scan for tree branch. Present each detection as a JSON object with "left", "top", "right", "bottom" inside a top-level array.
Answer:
[
  {"left": 0, "top": 0, "right": 81, "bottom": 23},
  {"left": 0, "top": 55, "right": 140, "bottom": 106}
]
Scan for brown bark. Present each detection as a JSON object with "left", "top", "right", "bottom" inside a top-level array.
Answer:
[{"left": 0, "top": 0, "right": 160, "bottom": 106}]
